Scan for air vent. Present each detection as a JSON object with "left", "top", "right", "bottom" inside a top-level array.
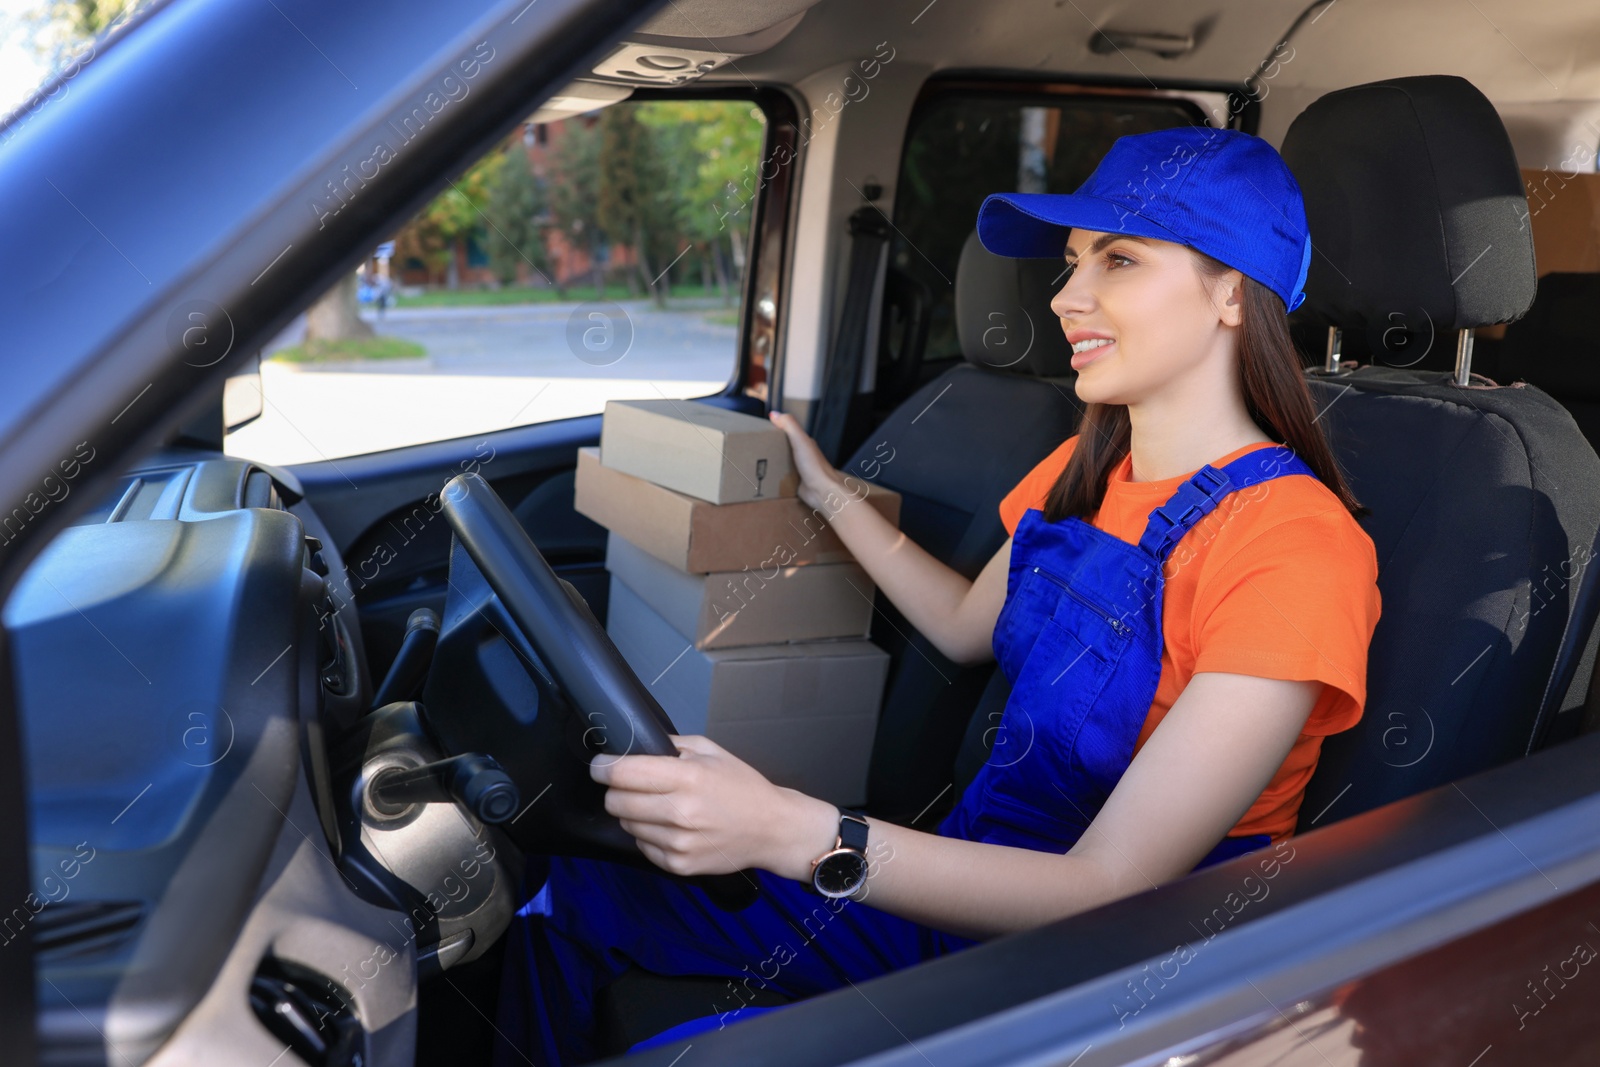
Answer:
[
  {"left": 33, "top": 900, "right": 145, "bottom": 959},
  {"left": 249, "top": 957, "right": 364, "bottom": 1067}
]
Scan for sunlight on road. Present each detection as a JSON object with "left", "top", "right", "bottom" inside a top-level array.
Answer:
[
  {"left": 225, "top": 361, "right": 726, "bottom": 466},
  {"left": 223, "top": 299, "right": 736, "bottom": 466}
]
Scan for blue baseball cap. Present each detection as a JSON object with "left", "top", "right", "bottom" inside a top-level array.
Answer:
[{"left": 975, "top": 126, "right": 1312, "bottom": 314}]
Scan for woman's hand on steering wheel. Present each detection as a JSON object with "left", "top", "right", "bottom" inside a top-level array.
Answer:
[{"left": 591, "top": 734, "right": 838, "bottom": 882}]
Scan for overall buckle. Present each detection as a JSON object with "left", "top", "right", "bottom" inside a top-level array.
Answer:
[
  {"left": 1145, "top": 466, "right": 1233, "bottom": 555},
  {"left": 1195, "top": 465, "right": 1232, "bottom": 494}
]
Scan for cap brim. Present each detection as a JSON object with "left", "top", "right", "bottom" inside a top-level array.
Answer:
[{"left": 976, "top": 192, "right": 1186, "bottom": 259}]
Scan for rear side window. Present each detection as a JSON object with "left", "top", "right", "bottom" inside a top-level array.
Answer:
[{"left": 890, "top": 90, "right": 1204, "bottom": 368}]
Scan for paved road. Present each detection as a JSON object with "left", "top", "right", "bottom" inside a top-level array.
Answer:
[
  {"left": 265, "top": 299, "right": 738, "bottom": 380},
  {"left": 230, "top": 300, "right": 739, "bottom": 467}
]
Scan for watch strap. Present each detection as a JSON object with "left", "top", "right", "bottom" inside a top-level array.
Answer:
[{"left": 837, "top": 808, "right": 869, "bottom": 852}]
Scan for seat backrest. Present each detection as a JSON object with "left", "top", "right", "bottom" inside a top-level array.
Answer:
[
  {"left": 845, "top": 231, "right": 1081, "bottom": 825},
  {"left": 1281, "top": 75, "right": 1600, "bottom": 830}
]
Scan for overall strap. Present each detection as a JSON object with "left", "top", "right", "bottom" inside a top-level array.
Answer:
[{"left": 1136, "top": 446, "right": 1316, "bottom": 564}]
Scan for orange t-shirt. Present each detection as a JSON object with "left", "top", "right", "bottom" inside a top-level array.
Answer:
[{"left": 998, "top": 435, "right": 1381, "bottom": 841}]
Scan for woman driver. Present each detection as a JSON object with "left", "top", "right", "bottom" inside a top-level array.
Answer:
[{"left": 494, "top": 126, "right": 1382, "bottom": 1065}]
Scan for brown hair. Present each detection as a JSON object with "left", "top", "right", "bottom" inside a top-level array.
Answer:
[{"left": 1041, "top": 249, "right": 1369, "bottom": 524}]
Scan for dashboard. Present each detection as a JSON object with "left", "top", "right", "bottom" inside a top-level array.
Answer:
[{"left": 7, "top": 448, "right": 513, "bottom": 1066}]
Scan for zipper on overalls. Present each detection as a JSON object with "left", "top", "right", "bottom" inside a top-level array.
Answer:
[{"left": 1032, "top": 565, "right": 1130, "bottom": 636}]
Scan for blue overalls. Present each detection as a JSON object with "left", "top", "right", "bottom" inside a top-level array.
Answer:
[{"left": 493, "top": 445, "right": 1316, "bottom": 1066}]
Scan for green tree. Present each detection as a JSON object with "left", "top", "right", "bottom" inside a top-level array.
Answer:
[
  {"left": 486, "top": 144, "right": 557, "bottom": 295},
  {"left": 637, "top": 100, "right": 767, "bottom": 305},
  {"left": 643, "top": 118, "right": 704, "bottom": 293},
  {"left": 549, "top": 119, "right": 607, "bottom": 295},
  {"left": 393, "top": 150, "right": 501, "bottom": 289},
  {"left": 597, "top": 106, "right": 679, "bottom": 308},
  {"left": 306, "top": 140, "right": 500, "bottom": 343},
  {"left": 39, "top": 0, "right": 132, "bottom": 35},
  {"left": 23, "top": 0, "right": 146, "bottom": 67}
]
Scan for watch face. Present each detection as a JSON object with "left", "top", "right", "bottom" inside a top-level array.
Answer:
[{"left": 814, "top": 849, "right": 868, "bottom": 897}]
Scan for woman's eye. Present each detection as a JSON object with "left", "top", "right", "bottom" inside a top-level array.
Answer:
[{"left": 1106, "top": 252, "right": 1134, "bottom": 268}]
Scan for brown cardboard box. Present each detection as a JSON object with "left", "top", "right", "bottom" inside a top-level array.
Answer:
[
  {"left": 599, "top": 399, "right": 799, "bottom": 504},
  {"left": 605, "top": 530, "right": 874, "bottom": 649},
  {"left": 573, "top": 447, "right": 901, "bottom": 573},
  {"left": 1522, "top": 168, "right": 1600, "bottom": 275},
  {"left": 606, "top": 577, "right": 885, "bottom": 805}
]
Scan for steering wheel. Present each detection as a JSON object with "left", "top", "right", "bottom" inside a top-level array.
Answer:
[{"left": 436, "top": 471, "right": 759, "bottom": 911}]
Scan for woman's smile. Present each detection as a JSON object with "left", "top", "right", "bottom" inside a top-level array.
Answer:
[{"left": 1070, "top": 337, "right": 1116, "bottom": 370}]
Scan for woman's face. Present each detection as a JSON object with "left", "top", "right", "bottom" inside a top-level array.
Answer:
[{"left": 1049, "top": 227, "right": 1244, "bottom": 407}]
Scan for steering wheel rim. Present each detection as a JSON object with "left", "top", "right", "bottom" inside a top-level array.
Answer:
[
  {"left": 440, "top": 472, "right": 677, "bottom": 759},
  {"left": 437, "top": 471, "right": 759, "bottom": 910}
]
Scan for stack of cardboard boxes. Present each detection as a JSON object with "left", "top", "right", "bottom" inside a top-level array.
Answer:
[{"left": 574, "top": 399, "right": 902, "bottom": 806}]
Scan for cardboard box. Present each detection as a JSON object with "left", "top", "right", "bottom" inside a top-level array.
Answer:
[
  {"left": 605, "top": 530, "right": 874, "bottom": 649},
  {"left": 1523, "top": 168, "right": 1600, "bottom": 275},
  {"left": 600, "top": 399, "right": 799, "bottom": 504},
  {"left": 606, "top": 577, "right": 886, "bottom": 805},
  {"left": 574, "top": 447, "right": 902, "bottom": 573}
]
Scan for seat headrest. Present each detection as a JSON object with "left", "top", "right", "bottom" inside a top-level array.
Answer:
[
  {"left": 1281, "top": 75, "right": 1537, "bottom": 335},
  {"left": 954, "top": 230, "right": 1076, "bottom": 377}
]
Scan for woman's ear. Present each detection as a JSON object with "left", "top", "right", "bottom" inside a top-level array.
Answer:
[{"left": 1217, "top": 270, "right": 1245, "bottom": 329}]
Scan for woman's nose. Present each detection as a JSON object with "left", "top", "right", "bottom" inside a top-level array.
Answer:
[{"left": 1050, "top": 266, "right": 1091, "bottom": 319}]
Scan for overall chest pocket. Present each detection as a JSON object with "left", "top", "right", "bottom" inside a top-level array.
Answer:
[
  {"left": 1029, "top": 564, "right": 1133, "bottom": 640},
  {"left": 1004, "top": 611, "right": 1123, "bottom": 762},
  {"left": 997, "top": 563, "right": 1132, "bottom": 665}
]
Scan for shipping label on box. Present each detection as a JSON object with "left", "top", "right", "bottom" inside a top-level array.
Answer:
[
  {"left": 574, "top": 447, "right": 901, "bottom": 573},
  {"left": 605, "top": 530, "right": 874, "bottom": 649},
  {"left": 600, "top": 399, "right": 799, "bottom": 504},
  {"left": 605, "top": 577, "right": 887, "bottom": 805}
]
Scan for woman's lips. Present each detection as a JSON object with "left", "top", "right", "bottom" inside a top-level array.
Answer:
[{"left": 1071, "top": 340, "right": 1115, "bottom": 370}]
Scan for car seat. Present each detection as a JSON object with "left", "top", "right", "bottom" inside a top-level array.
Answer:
[{"left": 1274, "top": 74, "right": 1600, "bottom": 830}]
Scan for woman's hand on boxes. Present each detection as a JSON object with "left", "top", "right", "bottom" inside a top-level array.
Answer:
[
  {"left": 591, "top": 733, "right": 839, "bottom": 881},
  {"left": 768, "top": 410, "right": 847, "bottom": 511}
]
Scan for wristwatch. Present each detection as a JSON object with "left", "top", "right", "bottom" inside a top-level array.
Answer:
[{"left": 810, "top": 807, "right": 871, "bottom": 899}]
